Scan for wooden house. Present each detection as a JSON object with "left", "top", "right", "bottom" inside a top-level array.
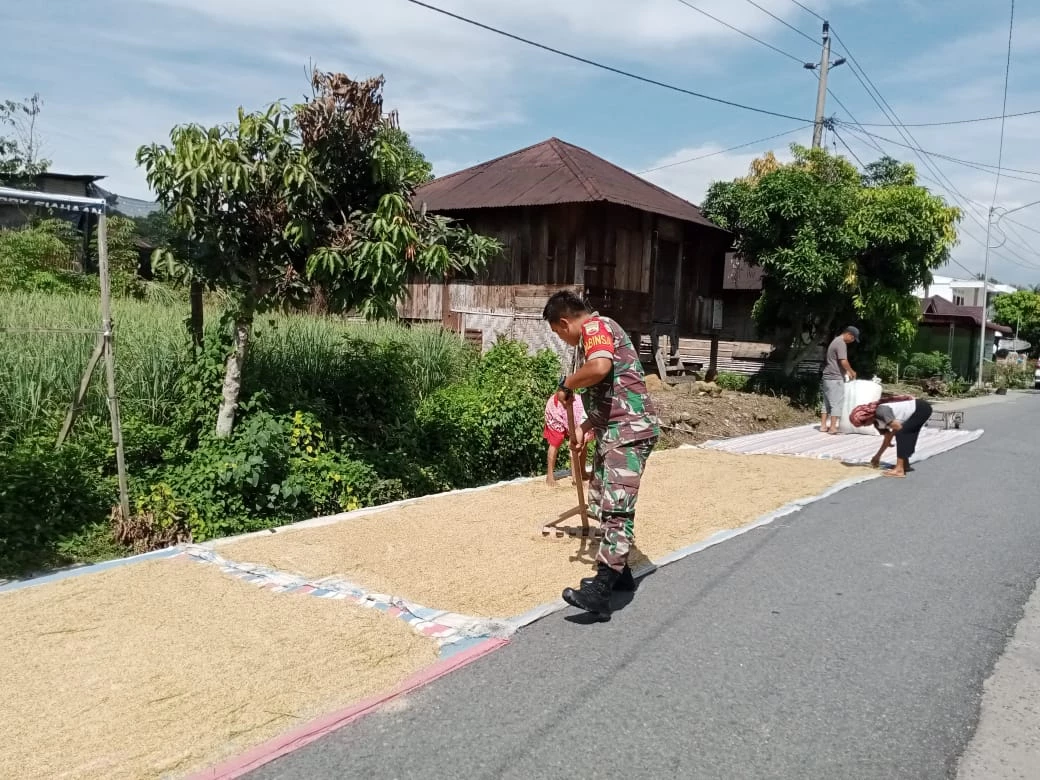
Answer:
[
  {"left": 403, "top": 138, "right": 732, "bottom": 369},
  {"left": 699, "top": 251, "right": 827, "bottom": 376},
  {"left": 916, "top": 295, "right": 1011, "bottom": 380}
]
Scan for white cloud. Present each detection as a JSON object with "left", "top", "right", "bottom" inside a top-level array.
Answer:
[
  {"left": 2, "top": 0, "right": 1038, "bottom": 289},
  {"left": 637, "top": 141, "right": 800, "bottom": 205},
  {"left": 7, "top": 0, "right": 834, "bottom": 200}
]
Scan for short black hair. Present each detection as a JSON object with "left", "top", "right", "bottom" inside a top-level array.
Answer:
[{"left": 542, "top": 291, "right": 588, "bottom": 323}]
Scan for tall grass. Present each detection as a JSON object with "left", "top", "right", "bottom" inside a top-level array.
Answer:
[
  {"left": 0, "top": 292, "right": 477, "bottom": 441},
  {"left": 0, "top": 292, "right": 188, "bottom": 438}
]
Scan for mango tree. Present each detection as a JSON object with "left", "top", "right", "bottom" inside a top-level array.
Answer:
[
  {"left": 702, "top": 148, "right": 960, "bottom": 373},
  {"left": 137, "top": 72, "right": 499, "bottom": 437}
]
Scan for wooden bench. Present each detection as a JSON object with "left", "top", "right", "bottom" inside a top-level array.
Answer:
[{"left": 930, "top": 408, "right": 964, "bottom": 430}]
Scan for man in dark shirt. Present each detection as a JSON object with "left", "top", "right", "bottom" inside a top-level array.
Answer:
[{"left": 820, "top": 326, "right": 860, "bottom": 434}]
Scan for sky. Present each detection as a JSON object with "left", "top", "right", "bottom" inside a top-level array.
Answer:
[{"left": 4, "top": 0, "right": 1040, "bottom": 286}]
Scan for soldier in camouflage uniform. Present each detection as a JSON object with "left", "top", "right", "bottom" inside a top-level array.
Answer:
[{"left": 543, "top": 291, "right": 660, "bottom": 619}]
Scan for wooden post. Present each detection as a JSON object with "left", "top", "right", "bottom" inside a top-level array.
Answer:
[
  {"left": 709, "top": 333, "right": 720, "bottom": 378},
  {"left": 189, "top": 280, "right": 204, "bottom": 354},
  {"left": 97, "top": 214, "right": 131, "bottom": 521}
]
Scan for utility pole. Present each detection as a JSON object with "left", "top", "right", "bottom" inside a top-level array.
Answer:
[
  {"left": 977, "top": 207, "right": 994, "bottom": 387},
  {"left": 976, "top": 196, "right": 1040, "bottom": 385},
  {"left": 804, "top": 22, "right": 845, "bottom": 149},
  {"left": 812, "top": 22, "right": 832, "bottom": 148}
]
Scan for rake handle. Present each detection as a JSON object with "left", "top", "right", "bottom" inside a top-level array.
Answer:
[{"left": 565, "top": 399, "right": 589, "bottom": 531}]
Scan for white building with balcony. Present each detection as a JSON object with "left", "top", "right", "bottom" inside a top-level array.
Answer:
[{"left": 914, "top": 275, "right": 1017, "bottom": 308}]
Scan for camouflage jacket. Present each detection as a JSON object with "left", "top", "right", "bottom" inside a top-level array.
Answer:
[{"left": 579, "top": 313, "right": 660, "bottom": 447}]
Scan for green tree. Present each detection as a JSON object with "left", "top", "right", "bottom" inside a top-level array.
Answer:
[
  {"left": 137, "top": 71, "right": 499, "bottom": 438},
  {"left": 0, "top": 94, "right": 49, "bottom": 185},
  {"left": 702, "top": 145, "right": 960, "bottom": 373},
  {"left": 89, "top": 214, "right": 145, "bottom": 298},
  {"left": 0, "top": 218, "right": 89, "bottom": 294},
  {"left": 381, "top": 126, "right": 434, "bottom": 183},
  {"left": 993, "top": 289, "right": 1040, "bottom": 355}
]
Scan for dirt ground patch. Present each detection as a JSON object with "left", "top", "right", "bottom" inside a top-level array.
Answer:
[
  {"left": 223, "top": 449, "right": 864, "bottom": 619},
  {"left": 649, "top": 385, "right": 818, "bottom": 448},
  {"left": 0, "top": 558, "right": 437, "bottom": 780}
]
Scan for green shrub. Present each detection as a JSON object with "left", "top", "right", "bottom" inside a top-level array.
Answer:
[
  {"left": 715, "top": 372, "right": 750, "bottom": 391},
  {"left": 946, "top": 377, "right": 971, "bottom": 397},
  {"left": 148, "top": 410, "right": 307, "bottom": 541},
  {"left": 416, "top": 339, "right": 558, "bottom": 488},
  {"left": 0, "top": 220, "right": 97, "bottom": 296},
  {"left": 875, "top": 356, "right": 899, "bottom": 384},
  {"left": 0, "top": 434, "right": 114, "bottom": 576},
  {"left": 287, "top": 410, "right": 406, "bottom": 515},
  {"left": 906, "top": 351, "right": 952, "bottom": 380},
  {"left": 0, "top": 292, "right": 559, "bottom": 569},
  {"left": 994, "top": 361, "right": 1029, "bottom": 390},
  {"left": 243, "top": 316, "right": 475, "bottom": 442}
]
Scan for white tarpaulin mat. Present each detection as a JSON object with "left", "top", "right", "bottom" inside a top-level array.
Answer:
[{"left": 700, "top": 423, "right": 984, "bottom": 466}]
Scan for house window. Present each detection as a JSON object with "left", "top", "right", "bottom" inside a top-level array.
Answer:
[{"left": 953, "top": 294, "right": 965, "bottom": 306}]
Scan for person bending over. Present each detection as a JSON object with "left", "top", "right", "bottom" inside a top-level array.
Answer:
[{"left": 851, "top": 395, "right": 933, "bottom": 478}]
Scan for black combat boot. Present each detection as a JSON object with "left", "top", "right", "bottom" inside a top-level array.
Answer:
[
  {"left": 563, "top": 564, "right": 619, "bottom": 619},
  {"left": 580, "top": 563, "right": 635, "bottom": 592}
]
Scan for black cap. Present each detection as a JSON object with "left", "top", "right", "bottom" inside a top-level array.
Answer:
[{"left": 843, "top": 326, "right": 861, "bottom": 343}]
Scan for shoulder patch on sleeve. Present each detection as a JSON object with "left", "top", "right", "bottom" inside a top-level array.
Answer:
[{"left": 581, "top": 318, "right": 615, "bottom": 356}]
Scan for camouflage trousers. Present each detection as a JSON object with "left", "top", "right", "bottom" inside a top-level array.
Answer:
[{"left": 588, "top": 437, "right": 657, "bottom": 572}]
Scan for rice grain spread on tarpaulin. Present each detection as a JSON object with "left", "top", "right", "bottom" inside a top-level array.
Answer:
[
  {"left": 221, "top": 448, "right": 862, "bottom": 618},
  {"left": 0, "top": 558, "right": 437, "bottom": 780}
]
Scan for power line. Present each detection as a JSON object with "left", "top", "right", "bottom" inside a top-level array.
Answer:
[
  {"left": 1001, "top": 220, "right": 1036, "bottom": 257},
  {"left": 787, "top": 0, "right": 826, "bottom": 22},
  {"left": 825, "top": 25, "right": 1040, "bottom": 279},
  {"left": 830, "top": 42, "right": 1038, "bottom": 276},
  {"left": 827, "top": 28, "right": 1018, "bottom": 243},
  {"left": 637, "top": 125, "right": 811, "bottom": 174},
  {"left": 989, "top": 0, "right": 1015, "bottom": 209},
  {"left": 830, "top": 127, "right": 867, "bottom": 168},
  {"left": 962, "top": 197, "right": 1040, "bottom": 261},
  {"left": 803, "top": 60, "right": 886, "bottom": 155},
  {"left": 674, "top": 0, "right": 808, "bottom": 64},
  {"left": 741, "top": 0, "right": 819, "bottom": 46},
  {"left": 1005, "top": 217, "right": 1040, "bottom": 237},
  {"left": 852, "top": 107, "right": 1040, "bottom": 128},
  {"left": 403, "top": 0, "right": 814, "bottom": 122},
  {"left": 829, "top": 93, "right": 885, "bottom": 154},
  {"left": 824, "top": 127, "right": 1040, "bottom": 275},
  {"left": 838, "top": 125, "right": 1040, "bottom": 184},
  {"left": 832, "top": 130, "right": 1018, "bottom": 273}
]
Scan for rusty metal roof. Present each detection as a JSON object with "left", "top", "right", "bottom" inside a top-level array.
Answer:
[
  {"left": 415, "top": 138, "right": 724, "bottom": 230},
  {"left": 920, "top": 295, "right": 1012, "bottom": 333}
]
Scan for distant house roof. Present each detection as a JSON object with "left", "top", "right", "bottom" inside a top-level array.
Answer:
[
  {"left": 920, "top": 295, "right": 1012, "bottom": 334},
  {"left": 415, "top": 137, "right": 725, "bottom": 230},
  {"left": 92, "top": 185, "right": 160, "bottom": 219},
  {"left": 38, "top": 172, "right": 106, "bottom": 183}
]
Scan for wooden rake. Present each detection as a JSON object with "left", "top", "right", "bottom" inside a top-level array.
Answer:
[{"left": 539, "top": 399, "right": 593, "bottom": 542}]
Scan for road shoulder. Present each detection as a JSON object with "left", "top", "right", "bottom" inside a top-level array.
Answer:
[{"left": 957, "top": 576, "right": 1040, "bottom": 779}]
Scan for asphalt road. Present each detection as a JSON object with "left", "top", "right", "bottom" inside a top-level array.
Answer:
[{"left": 251, "top": 392, "right": 1040, "bottom": 780}]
